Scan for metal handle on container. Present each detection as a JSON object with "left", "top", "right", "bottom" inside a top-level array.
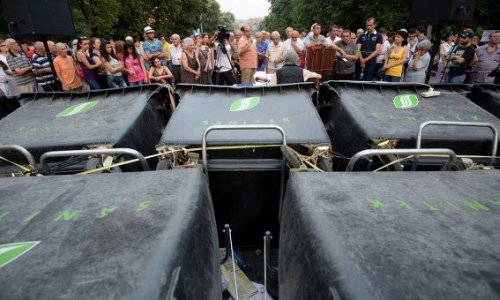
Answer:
[
  {"left": 202, "top": 124, "right": 287, "bottom": 171},
  {"left": 40, "top": 148, "right": 150, "bottom": 175},
  {"left": 346, "top": 148, "right": 457, "bottom": 172},
  {"left": 416, "top": 121, "right": 498, "bottom": 166},
  {"left": 0, "top": 144, "right": 38, "bottom": 172}
]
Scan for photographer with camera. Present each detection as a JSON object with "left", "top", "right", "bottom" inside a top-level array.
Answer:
[
  {"left": 210, "top": 26, "right": 236, "bottom": 85},
  {"left": 238, "top": 24, "right": 257, "bottom": 84}
]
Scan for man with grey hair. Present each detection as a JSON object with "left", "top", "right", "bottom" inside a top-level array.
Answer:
[
  {"left": 284, "top": 30, "right": 305, "bottom": 65},
  {"left": 5, "top": 38, "right": 37, "bottom": 93},
  {"left": 266, "top": 31, "right": 285, "bottom": 73},
  {"left": 53, "top": 42, "right": 82, "bottom": 91},
  {"left": 404, "top": 39, "right": 432, "bottom": 83},
  {"left": 169, "top": 34, "right": 182, "bottom": 84},
  {"left": 31, "top": 41, "right": 60, "bottom": 91},
  {"left": 276, "top": 50, "right": 321, "bottom": 84}
]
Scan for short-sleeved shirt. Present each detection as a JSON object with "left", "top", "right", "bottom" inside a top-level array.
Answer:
[
  {"left": 256, "top": 41, "right": 268, "bottom": 71},
  {"left": 169, "top": 45, "right": 183, "bottom": 66},
  {"left": 471, "top": 44, "right": 500, "bottom": 83},
  {"left": 447, "top": 45, "right": 475, "bottom": 76},
  {"left": 53, "top": 55, "right": 82, "bottom": 90},
  {"left": 304, "top": 33, "right": 327, "bottom": 47},
  {"left": 7, "top": 52, "right": 36, "bottom": 85},
  {"left": 334, "top": 40, "right": 357, "bottom": 75},
  {"left": 143, "top": 39, "right": 164, "bottom": 56},
  {"left": 31, "top": 53, "right": 56, "bottom": 85},
  {"left": 162, "top": 41, "right": 171, "bottom": 62},
  {"left": 267, "top": 42, "right": 285, "bottom": 72},
  {"left": 238, "top": 36, "right": 257, "bottom": 69},
  {"left": 405, "top": 52, "right": 430, "bottom": 83},
  {"left": 356, "top": 31, "right": 383, "bottom": 63}
]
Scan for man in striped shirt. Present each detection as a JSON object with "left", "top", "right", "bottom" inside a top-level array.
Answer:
[
  {"left": 5, "top": 38, "right": 36, "bottom": 94},
  {"left": 31, "top": 42, "right": 60, "bottom": 91}
]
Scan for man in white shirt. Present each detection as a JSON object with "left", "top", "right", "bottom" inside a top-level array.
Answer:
[
  {"left": 266, "top": 31, "right": 285, "bottom": 73},
  {"left": 325, "top": 25, "right": 341, "bottom": 45},
  {"left": 169, "top": 34, "right": 182, "bottom": 84},
  {"left": 376, "top": 28, "right": 391, "bottom": 73},
  {"left": 284, "top": 31, "right": 305, "bottom": 66}
]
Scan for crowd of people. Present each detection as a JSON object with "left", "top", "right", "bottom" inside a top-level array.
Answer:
[{"left": 0, "top": 17, "right": 498, "bottom": 97}]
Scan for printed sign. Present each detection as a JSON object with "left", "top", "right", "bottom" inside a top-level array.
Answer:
[
  {"left": 393, "top": 94, "right": 419, "bottom": 109},
  {"left": 230, "top": 97, "right": 260, "bottom": 112},
  {"left": 56, "top": 101, "right": 99, "bottom": 118},
  {"left": 0, "top": 241, "right": 40, "bottom": 269}
]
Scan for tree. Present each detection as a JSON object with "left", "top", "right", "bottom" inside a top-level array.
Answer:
[
  {"left": 219, "top": 12, "right": 237, "bottom": 31},
  {"left": 71, "top": 0, "right": 120, "bottom": 37}
]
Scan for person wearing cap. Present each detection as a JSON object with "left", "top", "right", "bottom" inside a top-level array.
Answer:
[
  {"left": 471, "top": 30, "right": 500, "bottom": 83},
  {"left": 443, "top": 31, "right": 476, "bottom": 83},
  {"left": 404, "top": 40, "right": 432, "bottom": 83},
  {"left": 142, "top": 26, "right": 166, "bottom": 69}
]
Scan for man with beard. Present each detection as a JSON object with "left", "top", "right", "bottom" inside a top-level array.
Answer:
[{"left": 443, "top": 31, "right": 476, "bottom": 83}]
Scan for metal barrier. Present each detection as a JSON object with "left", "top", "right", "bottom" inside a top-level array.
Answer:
[
  {"left": 416, "top": 121, "right": 498, "bottom": 167},
  {"left": 40, "top": 148, "right": 150, "bottom": 175},
  {"left": 346, "top": 148, "right": 457, "bottom": 172},
  {"left": 0, "top": 144, "right": 38, "bottom": 173}
]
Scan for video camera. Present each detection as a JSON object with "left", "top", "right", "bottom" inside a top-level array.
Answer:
[{"left": 216, "top": 25, "right": 230, "bottom": 43}]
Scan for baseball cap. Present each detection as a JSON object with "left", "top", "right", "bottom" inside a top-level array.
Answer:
[
  {"left": 125, "top": 36, "right": 133, "bottom": 42},
  {"left": 460, "top": 31, "right": 474, "bottom": 38},
  {"left": 144, "top": 26, "right": 155, "bottom": 34}
]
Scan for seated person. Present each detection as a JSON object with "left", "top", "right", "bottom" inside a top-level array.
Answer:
[{"left": 276, "top": 50, "right": 321, "bottom": 85}]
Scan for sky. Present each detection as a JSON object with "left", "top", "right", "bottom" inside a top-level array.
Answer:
[{"left": 217, "top": 0, "right": 270, "bottom": 20}]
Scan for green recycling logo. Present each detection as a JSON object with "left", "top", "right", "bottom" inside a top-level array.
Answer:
[
  {"left": 230, "top": 97, "right": 260, "bottom": 112},
  {"left": 393, "top": 94, "right": 419, "bottom": 109},
  {"left": 57, "top": 100, "right": 99, "bottom": 118},
  {"left": 0, "top": 241, "right": 40, "bottom": 269}
]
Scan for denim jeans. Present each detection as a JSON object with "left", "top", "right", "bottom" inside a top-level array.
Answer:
[
  {"left": 128, "top": 80, "right": 144, "bottom": 87},
  {"left": 86, "top": 79, "right": 101, "bottom": 90},
  {"left": 356, "top": 62, "right": 378, "bottom": 81},
  {"left": 383, "top": 75, "right": 401, "bottom": 82},
  {"left": 445, "top": 74, "right": 466, "bottom": 84},
  {"left": 107, "top": 75, "right": 128, "bottom": 88}
]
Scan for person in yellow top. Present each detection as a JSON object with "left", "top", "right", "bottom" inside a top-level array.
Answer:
[
  {"left": 161, "top": 36, "right": 172, "bottom": 66},
  {"left": 382, "top": 30, "right": 408, "bottom": 82}
]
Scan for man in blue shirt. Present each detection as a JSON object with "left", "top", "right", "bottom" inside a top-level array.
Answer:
[{"left": 142, "top": 26, "right": 166, "bottom": 69}]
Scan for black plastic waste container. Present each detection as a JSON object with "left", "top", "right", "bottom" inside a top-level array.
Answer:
[
  {"left": 280, "top": 170, "right": 500, "bottom": 299},
  {"left": 158, "top": 83, "right": 331, "bottom": 246},
  {"left": 0, "top": 168, "right": 219, "bottom": 299},
  {"left": 320, "top": 81, "right": 500, "bottom": 170},
  {"left": 468, "top": 84, "right": 500, "bottom": 119},
  {"left": 0, "top": 85, "right": 170, "bottom": 173}
]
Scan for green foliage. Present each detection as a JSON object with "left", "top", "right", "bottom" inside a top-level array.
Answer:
[
  {"left": 262, "top": 0, "right": 498, "bottom": 36},
  {"left": 69, "top": 0, "right": 233, "bottom": 39}
]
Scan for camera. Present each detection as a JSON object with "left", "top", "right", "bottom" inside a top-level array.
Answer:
[{"left": 217, "top": 25, "right": 230, "bottom": 43}]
